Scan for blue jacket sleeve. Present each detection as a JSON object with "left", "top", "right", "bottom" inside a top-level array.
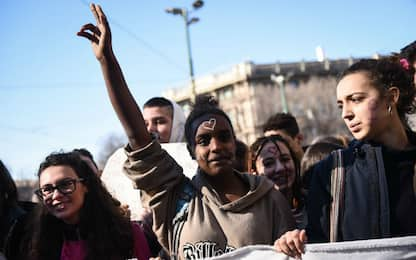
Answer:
[{"left": 306, "top": 154, "right": 333, "bottom": 243}]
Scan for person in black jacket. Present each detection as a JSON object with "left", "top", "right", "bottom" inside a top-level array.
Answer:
[
  {"left": 0, "top": 160, "right": 26, "bottom": 257},
  {"left": 275, "top": 56, "right": 416, "bottom": 258}
]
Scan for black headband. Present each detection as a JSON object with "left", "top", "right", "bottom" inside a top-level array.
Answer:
[{"left": 188, "top": 113, "right": 219, "bottom": 148}]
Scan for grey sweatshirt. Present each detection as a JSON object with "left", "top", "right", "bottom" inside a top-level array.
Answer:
[{"left": 124, "top": 140, "right": 295, "bottom": 259}]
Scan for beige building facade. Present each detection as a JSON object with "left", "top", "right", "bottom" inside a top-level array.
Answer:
[{"left": 163, "top": 59, "right": 357, "bottom": 145}]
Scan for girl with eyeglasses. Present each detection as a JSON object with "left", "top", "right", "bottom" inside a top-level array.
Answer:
[{"left": 18, "top": 152, "right": 150, "bottom": 260}]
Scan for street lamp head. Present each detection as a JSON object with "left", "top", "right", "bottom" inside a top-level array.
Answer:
[
  {"left": 165, "top": 7, "right": 183, "bottom": 15},
  {"left": 187, "top": 17, "right": 200, "bottom": 25},
  {"left": 192, "top": 0, "right": 204, "bottom": 9}
]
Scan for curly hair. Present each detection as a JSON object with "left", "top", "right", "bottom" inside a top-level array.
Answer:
[
  {"left": 340, "top": 57, "right": 416, "bottom": 124},
  {"left": 249, "top": 134, "right": 304, "bottom": 210},
  {"left": 26, "top": 152, "right": 134, "bottom": 260},
  {"left": 400, "top": 40, "right": 416, "bottom": 64}
]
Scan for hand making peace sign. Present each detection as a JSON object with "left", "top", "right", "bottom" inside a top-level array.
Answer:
[{"left": 77, "top": 3, "right": 113, "bottom": 62}]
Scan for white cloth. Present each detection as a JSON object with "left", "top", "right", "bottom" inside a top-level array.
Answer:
[
  {"left": 207, "top": 236, "right": 416, "bottom": 260},
  {"left": 168, "top": 99, "right": 186, "bottom": 143},
  {"left": 100, "top": 143, "right": 197, "bottom": 220},
  {"left": 101, "top": 100, "right": 187, "bottom": 220}
]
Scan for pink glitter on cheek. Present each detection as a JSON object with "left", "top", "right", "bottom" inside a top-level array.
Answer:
[{"left": 366, "top": 98, "right": 380, "bottom": 122}]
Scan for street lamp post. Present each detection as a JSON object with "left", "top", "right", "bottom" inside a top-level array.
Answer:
[
  {"left": 271, "top": 74, "right": 289, "bottom": 113},
  {"left": 166, "top": 0, "right": 203, "bottom": 103}
]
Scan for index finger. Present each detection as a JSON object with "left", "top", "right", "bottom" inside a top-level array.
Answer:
[
  {"left": 90, "top": 3, "right": 100, "bottom": 24},
  {"left": 95, "top": 4, "right": 108, "bottom": 25},
  {"left": 292, "top": 236, "right": 305, "bottom": 255}
]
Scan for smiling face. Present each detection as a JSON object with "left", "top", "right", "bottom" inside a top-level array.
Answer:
[
  {"left": 254, "top": 140, "right": 296, "bottom": 192},
  {"left": 39, "top": 165, "right": 88, "bottom": 224},
  {"left": 143, "top": 106, "right": 173, "bottom": 143},
  {"left": 194, "top": 115, "right": 236, "bottom": 177},
  {"left": 336, "top": 72, "right": 390, "bottom": 141},
  {"left": 264, "top": 129, "right": 304, "bottom": 161}
]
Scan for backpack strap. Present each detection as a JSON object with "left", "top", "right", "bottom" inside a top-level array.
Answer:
[
  {"left": 329, "top": 149, "right": 345, "bottom": 242},
  {"left": 170, "top": 179, "right": 195, "bottom": 260}
]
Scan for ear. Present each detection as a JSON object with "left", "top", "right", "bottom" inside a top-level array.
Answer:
[
  {"left": 295, "top": 133, "right": 304, "bottom": 145},
  {"left": 387, "top": 86, "right": 400, "bottom": 105}
]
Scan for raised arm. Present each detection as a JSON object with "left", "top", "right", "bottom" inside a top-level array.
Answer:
[{"left": 77, "top": 3, "right": 151, "bottom": 150}]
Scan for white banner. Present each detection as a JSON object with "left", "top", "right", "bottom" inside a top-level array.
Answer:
[{"left": 207, "top": 236, "right": 416, "bottom": 260}]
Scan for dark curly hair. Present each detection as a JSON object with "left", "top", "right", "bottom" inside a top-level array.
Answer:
[
  {"left": 340, "top": 57, "right": 416, "bottom": 124},
  {"left": 249, "top": 134, "right": 304, "bottom": 210},
  {"left": 26, "top": 152, "right": 134, "bottom": 260},
  {"left": 184, "top": 95, "right": 235, "bottom": 158},
  {"left": 400, "top": 40, "right": 416, "bottom": 64}
]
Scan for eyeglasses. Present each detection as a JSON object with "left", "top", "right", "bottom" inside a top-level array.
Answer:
[{"left": 35, "top": 178, "right": 84, "bottom": 200}]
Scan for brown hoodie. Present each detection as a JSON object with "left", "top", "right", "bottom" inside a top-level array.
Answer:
[{"left": 124, "top": 140, "right": 295, "bottom": 259}]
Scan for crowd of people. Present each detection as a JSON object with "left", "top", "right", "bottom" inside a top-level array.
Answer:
[{"left": 1, "top": 3, "right": 416, "bottom": 260}]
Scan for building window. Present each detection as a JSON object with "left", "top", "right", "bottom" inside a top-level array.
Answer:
[
  {"left": 178, "top": 100, "right": 192, "bottom": 116},
  {"left": 217, "top": 85, "right": 233, "bottom": 102}
]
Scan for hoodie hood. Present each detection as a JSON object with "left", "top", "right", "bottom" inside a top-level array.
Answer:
[
  {"left": 192, "top": 169, "right": 274, "bottom": 212},
  {"left": 169, "top": 99, "right": 186, "bottom": 143}
]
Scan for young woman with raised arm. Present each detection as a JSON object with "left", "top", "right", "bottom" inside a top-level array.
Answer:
[{"left": 78, "top": 4, "right": 295, "bottom": 259}]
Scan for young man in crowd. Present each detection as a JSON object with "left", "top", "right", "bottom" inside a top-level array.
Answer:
[
  {"left": 142, "top": 97, "right": 186, "bottom": 143},
  {"left": 262, "top": 112, "right": 305, "bottom": 162}
]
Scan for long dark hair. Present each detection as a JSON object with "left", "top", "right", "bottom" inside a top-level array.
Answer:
[
  {"left": 26, "top": 152, "right": 134, "bottom": 260},
  {"left": 249, "top": 134, "right": 304, "bottom": 210}
]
